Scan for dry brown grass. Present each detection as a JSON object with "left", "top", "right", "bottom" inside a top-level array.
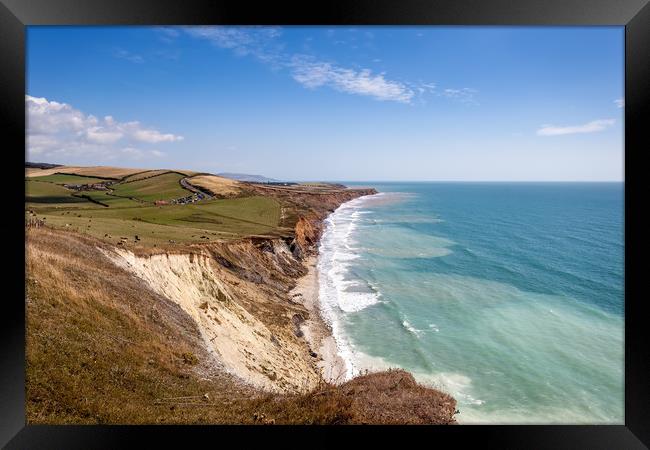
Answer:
[
  {"left": 25, "top": 167, "right": 69, "bottom": 177},
  {"left": 120, "top": 169, "right": 172, "bottom": 183},
  {"left": 57, "top": 166, "right": 146, "bottom": 179},
  {"left": 26, "top": 166, "right": 151, "bottom": 179},
  {"left": 250, "top": 369, "right": 457, "bottom": 424},
  {"left": 26, "top": 227, "right": 456, "bottom": 424},
  {"left": 26, "top": 227, "right": 255, "bottom": 424},
  {"left": 187, "top": 174, "right": 244, "bottom": 198}
]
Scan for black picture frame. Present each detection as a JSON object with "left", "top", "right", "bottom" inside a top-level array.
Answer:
[{"left": 2, "top": 0, "right": 648, "bottom": 447}]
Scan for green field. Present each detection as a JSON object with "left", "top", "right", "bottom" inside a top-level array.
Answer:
[
  {"left": 75, "top": 191, "right": 143, "bottom": 208},
  {"left": 37, "top": 196, "right": 283, "bottom": 244},
  {"left": 120, "top": 170, "right": 169, "bottom": 183},
  {"left": 111, "top": 172, "right": 189, "bottom": 202},
  {"left": 26, "top": 168, "right": 294, "bottom": 244},
  {"left": 30, "top": 173, "right": 107, "bottom": 185},
  {"left": 26, "top": 180, "right": 88, "bottom": 205},
  {"left": 26, "top": 181, "right": 141, "bottom": 210}
]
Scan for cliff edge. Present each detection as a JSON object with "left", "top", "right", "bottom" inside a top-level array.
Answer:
[{"left": 26, "top": 172, "right": 457, "bottom": 424}]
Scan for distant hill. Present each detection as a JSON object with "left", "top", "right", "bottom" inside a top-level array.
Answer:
[
  {"left": 26, "top": 162, "right": 61, "bottom": 169},
  {"left": 217, "top": 172, "right": 280, "bottom": 183}
]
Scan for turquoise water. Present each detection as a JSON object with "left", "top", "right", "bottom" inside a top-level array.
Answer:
[{"left": 317, "top": 182, "right": 624, "bottom": 424}]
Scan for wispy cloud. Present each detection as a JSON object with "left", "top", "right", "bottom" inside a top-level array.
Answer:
[
  {"left": 537, "top": 119, "right": 615, "bottom": 136},
  {"left": 157, "top": 27, "right": 180, "bottom": 43},
  {"left": 440, "top": 88, "right": 478, "bottom": 104},
  {"left": 26, "top": 95, "right": 182, "bottom": 160},
  {"left": 179, "top": 26, "right": 476, "bottom": 105},
  {"left": 184, "top": 26, "right": 284, "bottom": 66},
  {"left": 113, "top": 48, "right": 144, "bottom": 63},
  {"left": 290, "top": 55, "right": 414, "bottom": 103},
  {"left": 614, "top": 98, "right": 624, "bottom": 108}
]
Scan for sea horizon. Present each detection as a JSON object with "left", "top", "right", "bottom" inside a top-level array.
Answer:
[{"left": 294, "top": 180, "right": 626, "bottom": 184}]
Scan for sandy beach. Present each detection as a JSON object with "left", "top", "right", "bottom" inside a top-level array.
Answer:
[{"left": 290, "top": 255, "right": 347, "bottom": 384}]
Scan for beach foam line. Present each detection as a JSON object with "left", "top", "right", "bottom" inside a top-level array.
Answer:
[
  {"left": 401, "top": 319, "right": 424, "bottom": 337},
  {"left": 316, "top": 192, "right": 397, "bottom": 379}
]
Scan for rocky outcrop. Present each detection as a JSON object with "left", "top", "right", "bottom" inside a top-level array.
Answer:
[{"left": 291, "top": 215, "right": 319, "bottom": 258}]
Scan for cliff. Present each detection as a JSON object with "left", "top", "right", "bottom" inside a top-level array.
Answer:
[{"left": 26, "top": 185, "right": 457, "bottom": 424}]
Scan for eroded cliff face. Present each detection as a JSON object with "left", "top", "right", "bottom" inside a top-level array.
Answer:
[
  {"left": 291, "top": 215, "right": 320, "bottom": 258},
  {"left": 102, "top": 188, "right": 376, "bottom": 393},
  {"left": 26, "top": 187, "right": 459, "bottom": 423},
  {"left": 276, "top": 188, "right": 377, "bottom": 258},
  {"left": 104, "top": 243, "right": 319, "bottom": 392}
]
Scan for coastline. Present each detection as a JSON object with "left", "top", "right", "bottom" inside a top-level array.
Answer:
[
  {"left": 290, "top": 254, "right": 347, "bottom": 384},
  {"left": 289, "top": 191, "right": 381, "bottom": 386}
]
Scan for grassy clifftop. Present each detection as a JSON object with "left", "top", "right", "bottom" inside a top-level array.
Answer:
[
  {"left": 25, "top": 165, "right": 456, "bottom": 425},
  {"left": 27, "top": 227, "right": 456, "bottom": 424},
  {"left": 26, "top": 165, "right": 373, "bottom": 245}
]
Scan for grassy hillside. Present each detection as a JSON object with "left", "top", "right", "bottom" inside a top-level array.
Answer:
[
  {"left": 37, "top": 196, "right": 283, "bottom": 245},
  {"left": 26, "top": 227, "right": 457, "bottom": 424},
  {"left": 25, "top": 166, "right": 295, "bottom": 243},
  {"left": 25, "top": 180, "right": 88, "bottom": 205},
  {"left": 26, "top": 170, "right": 373, "bottom": 244},
  {"left": 121, "top": 169, "right": 172, "bottom": 183},
  {"left": 74, "top": 191, "right": 144, "bottom": 208},
  {"left": 24, "top": 165, "right": 455, "bottom": 425},
  {"left": 55, "top": 166, "right": 147, "bottom": 179},
  {"left": 111, "top": 172, "right": 189, "bottom": 202},
  {"left": 30, "top": 173, "right": 107, "bottom": 185},
  {"left": 186, "top": 174, "right": 243, "bottom": 198}
]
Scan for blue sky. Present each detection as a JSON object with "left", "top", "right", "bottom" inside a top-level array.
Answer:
[{"left": 27, "top": 26, "right": 624, "bottom": 181}]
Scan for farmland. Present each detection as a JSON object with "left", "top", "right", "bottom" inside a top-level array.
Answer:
[
  {"left": 24, "top": 164, "right": 404, "bottom": 426},
  {"left": 185, "top": 174, "right": 243, "bottom": 198},
  {"left": 26, "top": 180, "right": 88, "bottom": 205},
  {"left": 38, "top": 196, "right": 284, "bottom": 245},
  {"left": 26, "top": 166, "right": 288, "bottom": 244},
  {"left": 30, "top": 173, "right": 107, "bottom": 185},
  {"left": 110, "top": 172, "right": 189, "bottom": 202}
]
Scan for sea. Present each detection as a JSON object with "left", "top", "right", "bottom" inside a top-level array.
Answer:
[{"left": 317, "top": 182, "right": 624, "bottom": 424}]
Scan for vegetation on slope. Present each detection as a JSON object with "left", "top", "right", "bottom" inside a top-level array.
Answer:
[
  {"left": 25, "top": 165, "right": 290, "bottom": 243},
  {"left": 110, "top": 172, "right": 190, "bottom": 202},
  {"left": 48, "top": 166, "right": 147, "bottom": 179},
  {"left": 30, "top": 173, "right": 107, "bottom": 185},
  {"left": 185, "top": 174, "right": 244, "bottom": 198},
  {"left": 26, "top": 227, "right": 457, "bottom": 424},
  {"left": 25, "top": 180, "right": 88, "bottom": 205},
  {"left": 30, "top": 196, "right": 283, "bottom": 245},
  {"left": 25, "top": 165, "right": 456, "bottom": 425}
]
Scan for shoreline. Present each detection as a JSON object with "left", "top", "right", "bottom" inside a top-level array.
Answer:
[
  {"left": 290, "top": 254, "right": 347, "bottom": 384},
  {"left": 289, "top": 192, "right": 380, "bottom": 385}
]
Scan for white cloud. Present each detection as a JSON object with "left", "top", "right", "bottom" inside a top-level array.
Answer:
[
  {"left": 26, "top": 95, "right": 182, "bottom": 160},
  {"left": 183, "top": 26, "right": 284, "bottom": 65},
  {"left": 614, "top": 98, "right": 624, "bottom": 108},
  {"left": 290, "top": 56, "right": 414, "bottom": 103},
  {"left": 26, "top": 96, "right": 95, "bottom": 134},
  {"left": 440, "top": 88, "right": 478, "bottom": 104},
  {"left": 114, "top": 48, "right": 144, "bottom": 63},
  {"left": 157, "top": 27, "right": 180, "bottom": 43},
  {"left": 85, "top": 126, "right": 123, "bottom": 144},
  {"left": 122, "top": 122, "right": 183, "bottom": 143},
  {"left": 180, "top": 26, "right": 471, "bottom": 105},
  {"left": 537, "top": 119, "right": 615, "bottom": 136}
]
